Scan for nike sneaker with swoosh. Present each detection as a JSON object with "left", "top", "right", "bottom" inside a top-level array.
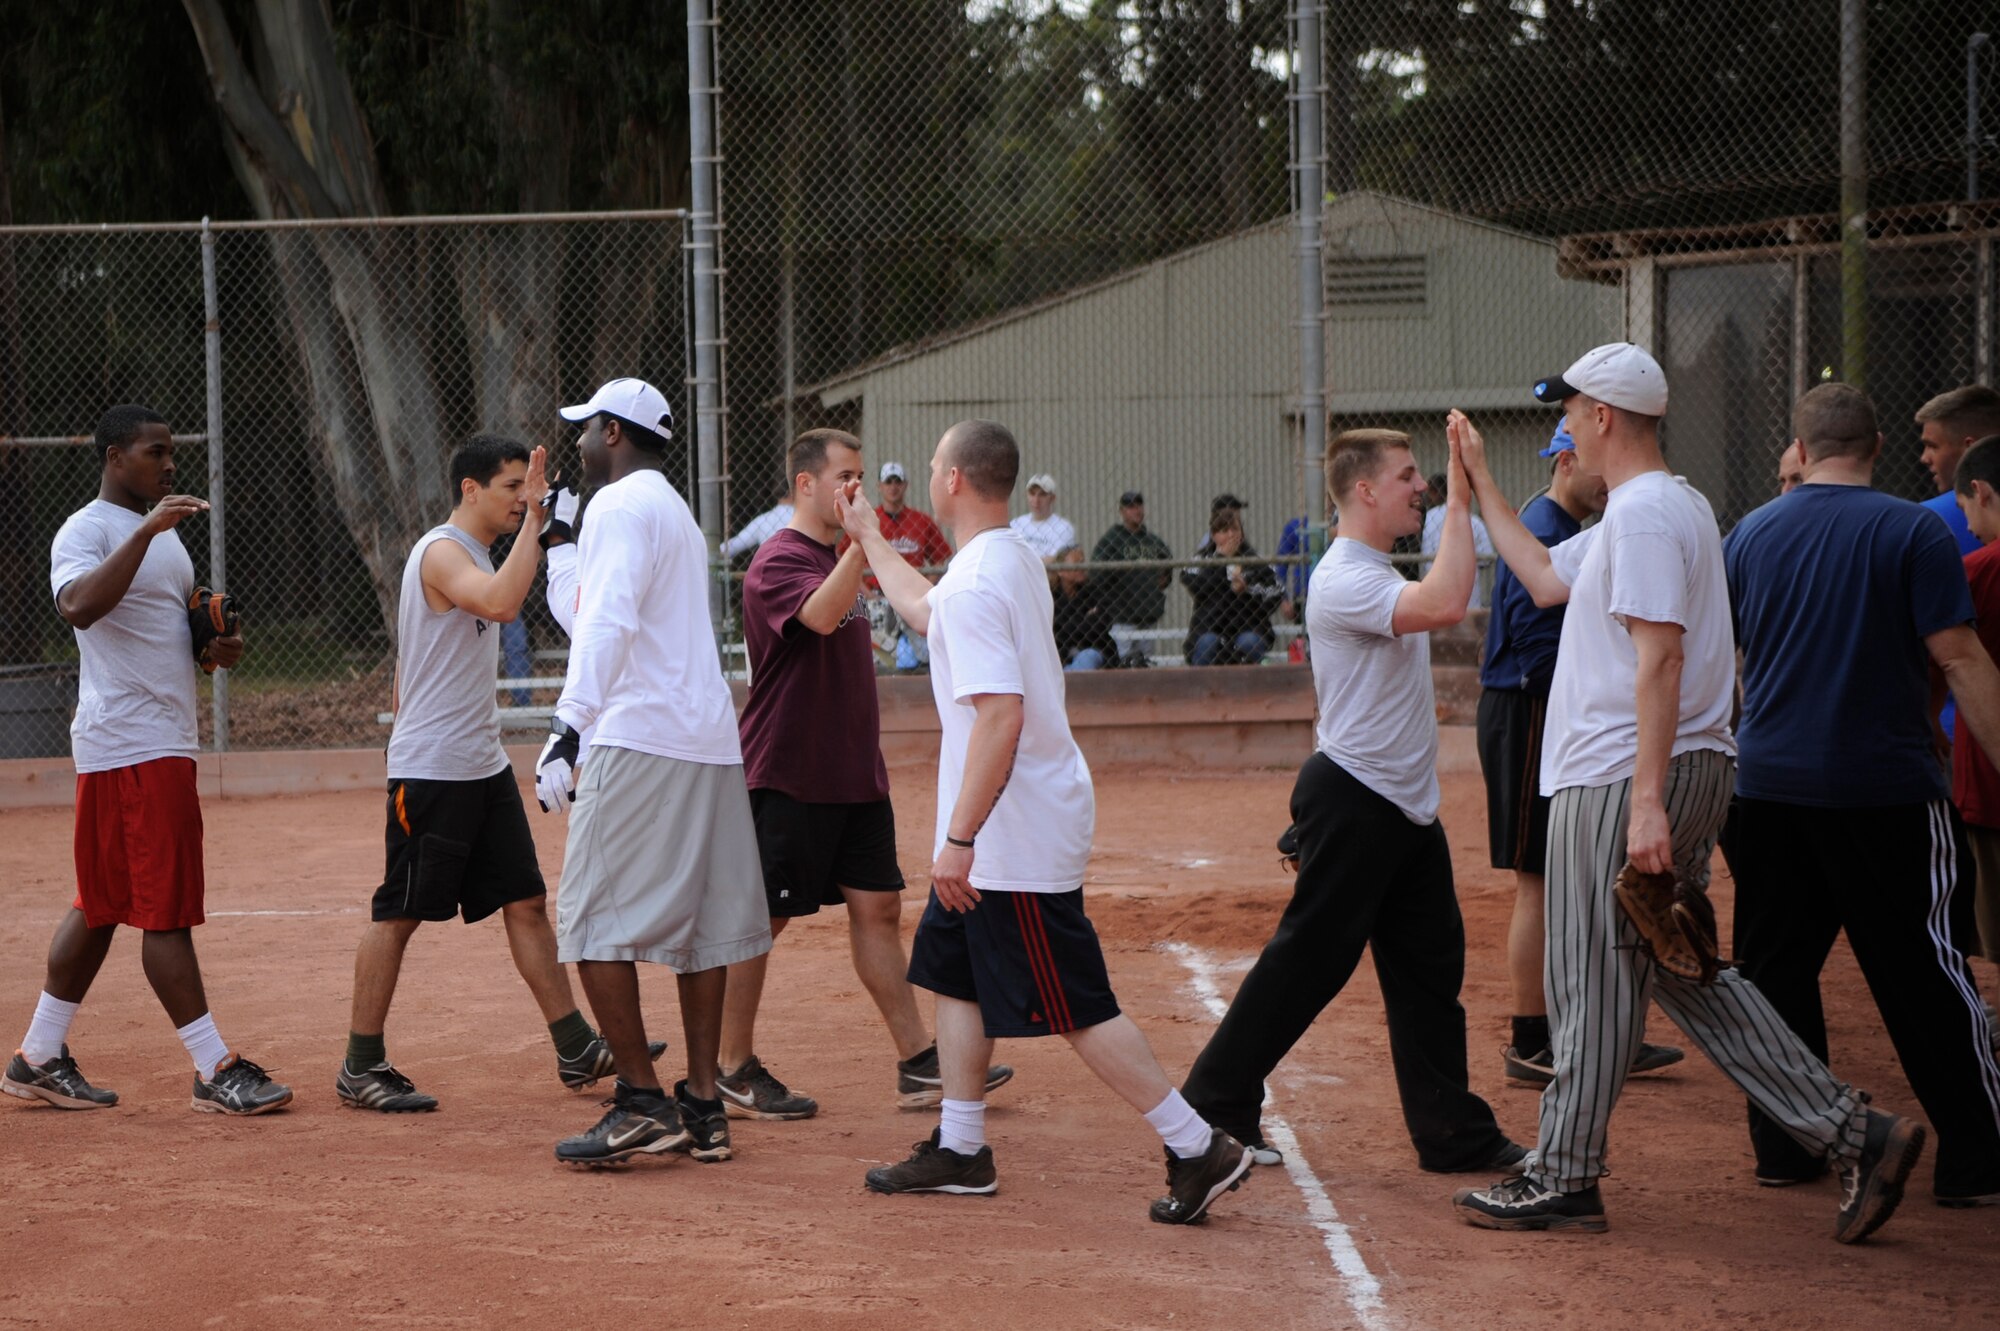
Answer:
[{"left": 555, "top": 1080, "right": 689, "bottom": 1166}]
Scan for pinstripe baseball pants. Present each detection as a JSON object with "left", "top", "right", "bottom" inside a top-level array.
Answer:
[{"left": 1527, "top": 748, "right": 1867, "bottom": 1193}]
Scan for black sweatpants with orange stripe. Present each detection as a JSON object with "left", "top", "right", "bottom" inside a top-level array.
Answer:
[
  {"left": 907, "top": 885, "right": 1122, "bottom": 1038},
  {"left": 1183, "top": 753, "right": 1512, "bottom": 1170}
]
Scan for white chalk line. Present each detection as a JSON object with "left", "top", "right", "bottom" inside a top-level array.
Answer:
[{"left": 1161, "top": 941, "right": 1390, "bottom": 1331}]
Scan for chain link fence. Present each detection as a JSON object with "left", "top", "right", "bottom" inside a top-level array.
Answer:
[{"left": 4, "top": 214, "right": 689, "bottom": 753}]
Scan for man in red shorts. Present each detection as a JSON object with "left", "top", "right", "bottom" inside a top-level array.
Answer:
[{"left": 3, "top": 405, "right": 292, "bottom": 1116}]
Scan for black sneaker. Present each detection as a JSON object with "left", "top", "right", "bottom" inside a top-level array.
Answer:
[
  {"left": 1754, "top": 1160, "right": 1830, "bottom": 1188},
  {"left": 673, "top": 1081, "right": 733, "bottom": 1164},
  {"left": 191, "top": 1054, "right": 294, "bottom": 1116},
  {"left": 2, "top": 1046, "right": 118, "bottom": 1110},
  {"left": 335, "top": 1061, "right": 438, "bottom": 1112},
  {"left": 1453, "top": 1176, "right": 1608, "bottom": 1232},
  {"left": 1244, "top": 1132, "right": 1284, "bottom": 1167},
  {"left": 1629, "top": 1042, "right": 1685, "bottom": 1075},
  {"left": 865, "top": 1128, "right": 998, "bottom": 1195},
  {"left": 717, "top": 1054, "right": 818, "bottom": 1120},
  {"left": 554, "top": 1080, "right": 690, "bottom": 1166},
  {"left": 557, "top": 1037, "right": 668, "bottom": 1091},
  {"left": 894, "top": 1045, "right": 1017, "bottom": 1110},
  {"left": 1834, "top": 1109, "right": 1926, "bottom": 1243},
  {"left": 1502, "top": 1045, "right": 1556, "bottom": 1086},
  {"left": 1426, "top": 1139, "right": 1530, "bottom": 1175},
  {"left": 1149, "top": 1130, "right": 1251, "bottom": 1225}
]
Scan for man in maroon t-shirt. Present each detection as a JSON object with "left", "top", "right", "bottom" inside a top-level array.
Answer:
[{"left": 718, "top": 429, "right": 1013, "bottom": 1118}]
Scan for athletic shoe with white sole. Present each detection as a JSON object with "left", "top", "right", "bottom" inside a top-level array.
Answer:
[
  {"left": 717, "top": 1054, "right": 818, "bottom": 1120},
  {"left": 1834, "top": 1109, "right": 1926, "bottom": 1243},
  {"left": 191, "top": 1054, "right": 294, "bottom": 1116},
  {"left": 1149, "top": 1130, "right": 1251, "bottom": 1225},
  {"left": 1453, "top": 1176, "right": 1608, "bottom": 1232},
  {"left": 1504, "top": 1042, "right": 1682, "bottom": 1087},
  {"left": 894, "top": 1044, "right": 1017, "bottom": 1110},
  {"left": 865, "top": 1129, "right": 998, "bottom": 1195},
  {"left": 2, "top": 1046, "right": 118, "bottom": 1110},
  {"left": 555, "top": 1080, "right": 690, "bottom": 1165},
  {"left": 673, "top": 1081, "right": 733, "bottom": 1164},
  {"left": 335, "top": 1061, "right": 438, "bottom": 1113},
  {"left": 1243, "top": 1133, "right": 1284, "bottom": 1167},
  {"left": 557, "top": 1037, "right": 668, "bottom": 1091}
]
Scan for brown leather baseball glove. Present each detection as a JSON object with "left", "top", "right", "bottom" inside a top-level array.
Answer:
[
  {"left": 188, "top": 586, "right": 241, "bottom": 675},
  {"left": 1612, "top": 862, "right": 1723, "bottom": 985}
]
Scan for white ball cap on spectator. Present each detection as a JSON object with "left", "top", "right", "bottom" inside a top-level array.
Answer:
[
  {"left": 1026, "top": 472, "right": 1058, "bottom": 494},
  {"left": 558, "top": 377, "right": 675, "bottom": 442},
  {"left": 881, "top": 461, "right": 908, "bottom": 482},
  {"left": 1532, "top": 342, "right": 1669, "bottom": 417}
]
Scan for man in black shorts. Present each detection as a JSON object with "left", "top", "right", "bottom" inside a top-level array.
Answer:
[
  {"left": 1476, "top": 424, "right": 1681, "bottom": 1085},
  {"left": 719, "top": 428, "right": 1012, "bottom": 1118},
  {"left": 339, "top": 435, "right": 654, "bottom": 1111}
]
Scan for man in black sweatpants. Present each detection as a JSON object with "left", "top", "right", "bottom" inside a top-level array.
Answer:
[{"left": 1183, "top": 420, "right": 1521, "bottom": 1175}]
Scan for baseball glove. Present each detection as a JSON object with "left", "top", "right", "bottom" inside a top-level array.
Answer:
[
  {"left": 188, "top": 586, "right": 241, "bottom": 674},
  {"left": 1612, "top": 862, "right": 1723, "bottom": 985}
]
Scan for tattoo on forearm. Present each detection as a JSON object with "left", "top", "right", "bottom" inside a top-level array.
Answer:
[{"left": 970, "top": 751, "right": 1017, "bottom": 839}]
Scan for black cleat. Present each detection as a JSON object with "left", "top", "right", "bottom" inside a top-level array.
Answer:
[
  {"left": 865, "top": 1129, "right": 998, "bottom": 1195},
  {"left": 1427, "top": 1139, "right": 1530, "bottom": 1175},
  {"left": 894, "top": 1044, "right": 1016, "bottom": 1110},
  {"left": 191, "top": 1054, "right": 293, "bottom": 1116},
  {"left": 2, "top": 1046, "right": 118, "bottom": 1110},
  {"left": 1453, "top": 1176, "right": 1608, "bottom": 1232},
  {"left": 1149, "top": 1130, "right": 1250, "bottom": 1225},
  {"left": 673, "top": 1081, "right": 733, "bottom": 1163},
  {"left": 717, "top": 1054, "right": 818, "bottom": 1120},
  {"left": 1835, "top": 1109, "right": 1926, "bottom": 1244},
  {"left": 1503, "top": 1045, "right": 1556, "bottom": 1086},
  {"left": 555, "top": 1080, "right": 689, "bottom": 1166},
  {"left": 557, "top": 1036, "right": 667, "bottom": 1091},
  {"left": 1243, "top": 1132, "right": 1284, "bottom": 1167},
  {"left": 336, "top": 1061, "right": 438, "bottom": 1113}
]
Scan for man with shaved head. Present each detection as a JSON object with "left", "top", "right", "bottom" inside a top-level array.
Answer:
[{"left": 839, "top": 419, "right": 1250, "bottom": 1225}]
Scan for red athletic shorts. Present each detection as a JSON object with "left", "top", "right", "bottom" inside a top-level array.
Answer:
[{"left": 73, "top": 757, "right": 206, "bottom": 930}]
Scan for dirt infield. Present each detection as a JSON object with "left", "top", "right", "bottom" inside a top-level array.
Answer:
[{"left": 2, "top": 761, "right": 1997, "bottom": 1331}]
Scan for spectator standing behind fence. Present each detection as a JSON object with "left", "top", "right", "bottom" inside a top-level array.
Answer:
[
  {"left": 724, "top": 485, "right": 796, "bottom": 560},
  {"left": 1091, "top": 489, "right": 1171, "bottom": 666},
  {"left": 871, "top": 461, "right": 953, "bottom": 672},
  {"left": 1181, "top": 509, "right": 1281, "bottom": 665},
  {"left": 1009, "top": 472, "right": 1075, "bottom": 562},
  {"left": 1051, "top": 547, "right": 1119, "bottom": 671},
  {"left": 1421, "top": 472, "right": 1496, "bottom": 607}
]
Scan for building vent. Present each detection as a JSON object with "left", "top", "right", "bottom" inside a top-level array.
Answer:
[{"left": 1326, "top": 254, "right": 1428, "bottom": 313}]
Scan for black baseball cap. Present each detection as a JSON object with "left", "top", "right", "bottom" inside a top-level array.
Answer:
[
  {"left": 1211, "top": 492, "right": 1247, "bottom": 511},
  {"left": 1120, "top": 490, "right": 1144, "bottom": 506}
]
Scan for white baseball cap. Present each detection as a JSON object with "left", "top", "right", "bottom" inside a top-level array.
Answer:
[
  {"left": 880, "top": 461, "right": 908, "bottom": 482},
  {"left": 558, "top": 377, "right": 675, "bottom": 446},
  {"left": 1533, "top": 343, "right": 1669, "bottom": 417},
  {"left": 1026, "top": 472, "right": 1057, "bottom": 494}
]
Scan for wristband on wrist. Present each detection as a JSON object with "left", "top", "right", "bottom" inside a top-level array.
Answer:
[{"left": 945, "top": 834, "right": 974, "bottom": 849}]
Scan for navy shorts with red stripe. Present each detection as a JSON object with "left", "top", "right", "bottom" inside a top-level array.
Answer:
[{"left": 906, "top": 885, "right": 1121, "bottom": 1038}]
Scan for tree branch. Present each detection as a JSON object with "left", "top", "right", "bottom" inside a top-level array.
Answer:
[{"left": 180, "top": 0, "right": 343, "bottom": 218}]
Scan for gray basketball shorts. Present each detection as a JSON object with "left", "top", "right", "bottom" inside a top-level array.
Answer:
[{"left": 555, "top": 745, "right": 774, "bottom": 972}]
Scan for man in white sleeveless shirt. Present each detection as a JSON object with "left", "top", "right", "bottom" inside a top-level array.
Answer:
[{"left": 338, "top": 435, "right": 652, "bottom": 1113}]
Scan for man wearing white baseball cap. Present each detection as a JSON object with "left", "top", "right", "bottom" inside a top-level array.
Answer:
[
  {"left": 1448, "top": 345, "right": 1924, "bottom": 1244},
  {"left": 1010, "top": 472, "right": 1076, "bottom": 563}
]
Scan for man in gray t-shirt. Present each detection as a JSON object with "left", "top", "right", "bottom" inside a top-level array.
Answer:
[
  {"left": 337, "top": 435, "right": 658, "bottom": 1114},
  {"left": 1181, "top": 422, "right": 1520, "bottom": 1173},
  {"left": 4, "top": 405, "right": 292, "bottom": 1117}
]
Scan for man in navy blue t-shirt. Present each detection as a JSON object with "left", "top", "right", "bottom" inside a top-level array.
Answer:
[
  {"left": 1725, "top": 382, "right": 2000, "bottom": 1205},
  {"left": 1475, "top": 425, "right": 1684, "bottom": 1087}
]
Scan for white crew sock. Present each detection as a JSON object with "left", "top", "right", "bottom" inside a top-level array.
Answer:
[
  {"left": 939, "top": 1098, "right": 987, "bottom": 1155},
  {"left": 176, "top": 1014, "right": 230, "bottom": 1081},
  {"left": 1144, "top": 1089, "right": 1215, "bottom": 1160},
  {"left": 21, "top": 992, "right": 81, "bottom": 1065}
]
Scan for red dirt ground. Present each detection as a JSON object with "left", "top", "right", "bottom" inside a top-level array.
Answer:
[{"left": 3, "top": 761, "right": 1997, "bottom": 1331}]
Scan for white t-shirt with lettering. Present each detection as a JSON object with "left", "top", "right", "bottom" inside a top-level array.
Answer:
[
  {"left": 1539, "top": 470, "right": 1736, "bottom": 795},
  {"left": 49, "top": 500, "right": 200, "bottom": 774},
  {"left": 926, "top": 527, "right": 1095, "bottom": 892},
  {"left": 1307, "top": 538, "right": 1439, "bottom": 824}
]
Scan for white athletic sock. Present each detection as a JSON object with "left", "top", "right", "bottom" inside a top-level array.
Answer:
[
  {"left": 176, "top": 1014, "right": 229, "bottom": 1081},
  {"left": 1145, "top": 1089, "right": 1215, "bottom": 1160},
  {"left": 939, "top": 1098, "right": 987, "bottom": 1155},
  {"left": 21, "top": 992, "right": 81, "bottom": 1065}
]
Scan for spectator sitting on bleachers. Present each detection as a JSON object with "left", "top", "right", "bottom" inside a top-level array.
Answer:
[
  {"left": 1091, "top": 488, "right": 1171, "bottom": 665},
  {"left": 1181, "top": 508, "right": 1281, "bottom": 666},
  {"left": 1051, "top": 546, "right": 1119, "bottom": 671},
  {"left": 1009, "top": 471, "right": 1076, "bottom": 562}
]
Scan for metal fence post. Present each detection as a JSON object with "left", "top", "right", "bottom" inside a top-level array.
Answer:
[
  {"left": 1293, "top": 0, "right": 1327, "bottom": 550},
  {"left": 688, "top": 0, "right": 726, "bottom": 631},
  {"left": 1839, "top": 0, "right": 1868, "bottom": 392},
  {"left": 201, "top": 219, "right": 229, "bottom": 751}
]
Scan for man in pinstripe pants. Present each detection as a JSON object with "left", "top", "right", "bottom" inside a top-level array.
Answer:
[
  {"left": 1449, "top": 344, "right": 1926, "bottom": 1243},
  {"left": 1722, "top": 383, "right": 2000, "bottom": 1206}
]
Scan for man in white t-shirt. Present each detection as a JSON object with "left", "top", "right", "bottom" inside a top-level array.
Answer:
[
  {"left": 1008, "top": 472, "right": 1076, "bottom": 562},
  {"left": 4, "top": 405, "right": 291, "bottom": 1118},
  {"left": 1180, "top": 424, "right": 1522, "bottom": 1175},
  {"left": 841, "top": 420, "right": 1250, "bottom": 1224},
  {"left": 1451, "top": 344, "right": 1924, "bottom": 1244},
  {"left": 531, "top": 378, "right": 773, "bottom": 1167}
]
